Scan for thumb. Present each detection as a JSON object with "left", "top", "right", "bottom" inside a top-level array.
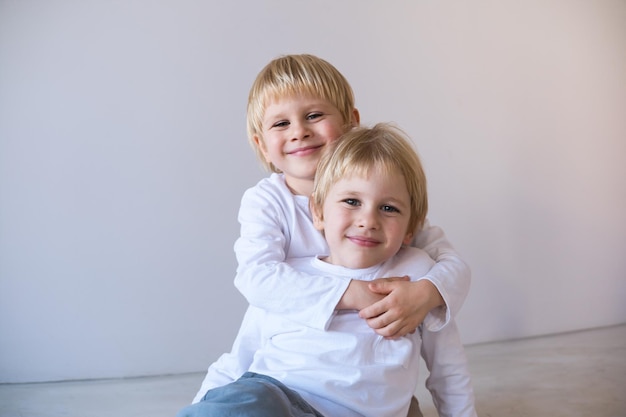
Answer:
[
  {"left": 369, "top": 275, "right": 410, "bottom": 291},
  {"left": 368, "top": 280, "right": 393, "bottom": 295},
  {"left": 387, "top": 275, "right": 411, "bottom": 282}
]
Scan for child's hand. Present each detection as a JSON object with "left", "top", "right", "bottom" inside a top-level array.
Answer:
[
  {"left": 359, "top": 279, "right": 444, "bottom": 339},
  {"left": 336, "top": 277, "right": 409, "bottom": 311}
]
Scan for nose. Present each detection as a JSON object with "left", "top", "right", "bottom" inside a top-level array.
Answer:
[
  {"left": 356, "top": 206, "right": 380, "bottom": 230},
  {"left": 290, "top": 120, "right": 311, "bottom": 141}
]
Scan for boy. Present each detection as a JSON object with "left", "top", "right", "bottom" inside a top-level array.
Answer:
[
  {"left": 179, "top": 124, "right": 476, "bottom": 417},
  {"left": 192, "top": 55, "right": 470, "bottom": 412}
]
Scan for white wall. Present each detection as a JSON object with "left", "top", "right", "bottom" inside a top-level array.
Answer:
[{"left": 1, "top": 0, "right": 625, "bottom": 383}]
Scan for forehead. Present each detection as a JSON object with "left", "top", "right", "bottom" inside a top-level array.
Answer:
[
  {"left": 330, "top": 166, "right": 408, "bottom": 196},
  {"left": 264, "top": 93, "right": 334, "bottom": 112},
  {"left": 338, "top": 162, "right": 403, "bottom": 182}
]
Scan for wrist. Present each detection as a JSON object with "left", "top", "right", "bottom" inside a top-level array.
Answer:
[
  {"left": 337, "top": 280, "right": 373, "bottom": 310},
  {"left": 336, "top": 279, "right": 357, "bottom": 310},
  {"left": 418, "top": 279, "right": 445, "bottom": 310}
]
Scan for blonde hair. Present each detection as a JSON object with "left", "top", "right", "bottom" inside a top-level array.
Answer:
[
  {"left": 311, "top": 123, "right": 428, "bottom": 234},
  {"left": 247, "top": 54, "right": 356, "bottom": 172}
]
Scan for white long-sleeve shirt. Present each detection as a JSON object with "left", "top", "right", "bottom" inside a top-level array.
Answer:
[
  {"left": 247, "top": 248, "right": 475, "bottom": 417},
  {"left": 193, "top": 173, "right": 471, "bottom": 403},
  {"left": 201, "top": 248, "right": 475, "bottom": 416}
]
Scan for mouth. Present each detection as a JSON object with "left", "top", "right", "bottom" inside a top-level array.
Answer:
[
  {"left": 347, "top": 235, "right": 381, "bottom": 247},
  {"left": 286, "top": 144, "right": 323, "bottom": 157}
]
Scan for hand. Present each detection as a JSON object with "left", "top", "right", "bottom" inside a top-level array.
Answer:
[
  {"left": 358, "top": 278, "right": 444, "bottom": 339},
  {"left": 336, "top": 276, "right": 409, "bottom": 311}
]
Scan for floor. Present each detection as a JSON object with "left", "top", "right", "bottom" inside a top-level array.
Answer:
[{"left": 1, "top": 324, "right": 624, "bottom": 417}]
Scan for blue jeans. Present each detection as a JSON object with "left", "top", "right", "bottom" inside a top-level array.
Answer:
[{"left": 176, "top": 372, "right": 325, "bottom": 417}]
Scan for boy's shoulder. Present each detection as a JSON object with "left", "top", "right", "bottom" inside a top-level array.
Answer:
[
  {"left": 242, "top": 173, "right": 290, "bottom": 202},
  {"left": 240, "top": 174, "right": 310, "bottom": 221},
  {"left": 384, "top": 246, "right": 435, "bottom": 280},
  {"left": 246, "top": 173, "right": 287, "bottom": 192},
  {"left": 395, "top": 245, "right": 432, "bottom": 259}
]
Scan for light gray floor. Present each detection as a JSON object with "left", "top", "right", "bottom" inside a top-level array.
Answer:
[{"left": 1, "top": 324, "right": 624, "bottom": 417}]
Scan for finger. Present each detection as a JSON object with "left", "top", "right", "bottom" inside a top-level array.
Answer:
[
  {"left": 359, "top": 298, "right": 390, "bottom": 319},
  {"left": 378, "top": 322, "right": 415, "bottom": 339},
  {"left": 379, "top": 275, "right": 410, "bottom": 282},
  {"left": 371, "top": 276, "right": 410, "bottom": 286},
  {"left": 371, "top": 319, "right": 404, "bottom": 338},
  {"left": 368, "top": 313, "right": 417, "bottom": 338},
  {"left": 368, "top": 280, "right": 399, "bottom": 295},
  {"left": 367, "top": 281, "right": 391, "bottom": 295},
  {"left": 365, "top": 314, "right": 387, "bottom": 330},
  {"left": 365, "top": 309, "right": 399, "bottom": 331}
]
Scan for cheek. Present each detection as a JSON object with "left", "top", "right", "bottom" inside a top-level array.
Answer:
[
  {"left": 263, "top": 139, "right": 284, "bottom": 161},
  {"left": 325, "top": 124, "right": 347, "bottom": 143},
  {"left": 390, "top": 220, "right": 410, "bottom": 237},
  {"left": 324, "top": 210, "right": 348, "bottom": 232}
]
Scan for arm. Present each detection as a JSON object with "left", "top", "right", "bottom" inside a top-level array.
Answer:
[
  {"left": 413, "top": 219, "right": 471, "bottom": 324},
  {"left": 233, "top": 179, "right": 351, "bottom": 330},
  {"left": 359, "top": 219, "right": 470, "bottom": 336},
  {"left": 420, "top": 320, "right": 477, "bottom": 417}
]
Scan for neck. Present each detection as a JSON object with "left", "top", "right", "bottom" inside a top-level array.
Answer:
[{"left": 285, "top": 177, "right": 314, "bottom": 196}]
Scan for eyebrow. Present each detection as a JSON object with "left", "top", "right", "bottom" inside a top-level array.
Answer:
[{"left": 335, "top": 190, "right": 409, "bottom": 206}]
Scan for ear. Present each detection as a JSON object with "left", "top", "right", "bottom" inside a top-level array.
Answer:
[
  {"left": 253, "top": 135, "right": 271, "bottom": 163},
  {"left": 351, "top": 108, "right": 360, "bottom": 127},
  {"left": 310, "top": 201, "right": 325, "bottom": 232},
  {"left": 402, "top": 231, "right": 414, "bottom": 246}
]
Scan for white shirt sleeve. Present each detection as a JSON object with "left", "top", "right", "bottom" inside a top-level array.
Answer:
[
  {"left": 412, "top": 219, "right": 471, "bottom": 330},
  {"left": 233, "top": 177, "right": 351, "bottom": 330},
  {"left": 420, "top": 320, "right": 477, "bottom": 417}
]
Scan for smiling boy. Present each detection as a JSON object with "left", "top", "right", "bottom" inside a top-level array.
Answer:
[
  {"left": 178, "top": 124, "right": 476, "bottom": 417},
  {"left": 191, "top": 55, "right": 471, "bottom": 416}
]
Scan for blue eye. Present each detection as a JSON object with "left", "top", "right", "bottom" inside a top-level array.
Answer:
[
  {"left": 307, "top": 112, "right": 323, "bottom": 120},
  {"left": 343, "top": 199, "right": 360, "bottom": 206},
  {"left": 273, "top": 120, "right": 289, "bottom": 128},
  {"left": 381, "top": 205, "right": 399, "bottom": 213}
]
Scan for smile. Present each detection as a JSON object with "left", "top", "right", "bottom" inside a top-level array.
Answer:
[
  {"left": 347, "top": 236, "right": 380, "bottom": 247},
  {"left": 286, "top": 145, "right": 322, "bottom": 156}
]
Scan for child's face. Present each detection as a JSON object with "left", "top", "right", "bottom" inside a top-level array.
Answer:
[
  {"left": 254, "top": 94, "right": 350, "bottom": 195},
  {"left": 313, "top": 166, "right": 414, "bottom": 269}
]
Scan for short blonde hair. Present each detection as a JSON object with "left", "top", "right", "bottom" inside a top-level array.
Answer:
[
  {"left": 311, "top": 123, "right": 428, "bottom": 234},
  {"left": 247, "top": 54, "right": 356, "bottom": 172}
]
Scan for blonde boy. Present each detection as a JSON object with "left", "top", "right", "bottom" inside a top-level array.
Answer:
[
  {"left": 238, "top": 54, "right": 469, "bottom": 333},
  {"left": 179, "top": 124, "right": 476, "bottom": 417},
  {"left": 192, "top": 55, "right": 470, "bottom": 409}
]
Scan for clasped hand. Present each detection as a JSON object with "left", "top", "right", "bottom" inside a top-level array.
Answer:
[{"left": 356, "top": 277, "right": 442, "bottom": 339}]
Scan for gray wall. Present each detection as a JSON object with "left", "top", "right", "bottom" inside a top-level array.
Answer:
[{"left": 1, "top": 0, "right": 625, "bottom": 383}]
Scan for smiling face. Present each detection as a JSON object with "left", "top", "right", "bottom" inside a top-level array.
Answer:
[
  {"left": 254, "top": 94, "right": 352, "bottom": 196},
  {"left": 313, "top": 165, "right": 414, "bottom": 269}
]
